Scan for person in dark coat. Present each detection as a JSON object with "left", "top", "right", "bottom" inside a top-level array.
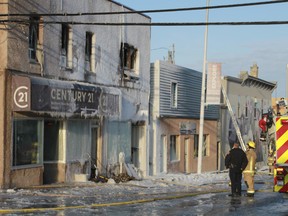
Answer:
[{"left": 225, "top": 142, "right": 248, "bottom": 197}]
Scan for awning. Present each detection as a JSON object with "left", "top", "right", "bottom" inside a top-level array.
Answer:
[{"left": 12, "top": 75, "right": 121, "bottom": 118}]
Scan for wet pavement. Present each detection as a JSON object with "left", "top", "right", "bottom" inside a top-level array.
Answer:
[{"left": 0, "top": 172, "right": 287, "bottom": 215}]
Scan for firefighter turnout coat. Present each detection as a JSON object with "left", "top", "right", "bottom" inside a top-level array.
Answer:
[{"left": 243, "top": 148, "right": 257, "bottom": 195}]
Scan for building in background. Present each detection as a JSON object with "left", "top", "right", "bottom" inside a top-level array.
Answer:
[
  {"left": 0, "top": 0, "right": 151, "bottom": 188},
  {"left": 220, "top": 64, "right": 276, "bottom": 170},
  {"left": 150, "top": 60, "right": 219, "bottom": 175}
]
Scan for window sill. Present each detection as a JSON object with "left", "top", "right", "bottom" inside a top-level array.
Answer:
[
  {"left": 61, "top": 67, "right": 73, "bottom": 72},
  {"left": 123, "top": 69, "right": 139, "bottom": 82},
  {"left": 85, "top": 71, "right": 96, "bottom": 77},
  {"left": 29, "top": 59, "right": 40, "bottom": 65},
  {"left": 11, "top": 164, "right": 43, "bottom": 170},
  {"left": 170, "top": 159, "right": 180, "bottom": 163}
]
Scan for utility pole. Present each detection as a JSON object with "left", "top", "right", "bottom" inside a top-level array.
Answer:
[{"left": 197, "top": 0, "right": 210, "bottom": 174}]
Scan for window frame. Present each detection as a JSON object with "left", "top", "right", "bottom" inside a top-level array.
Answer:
[
  {"left": 85, "top": 32, "right": 95, "bottom": 72},
  {"left": 171, "top": 82, "right": 178, "bottom": 108},
  {"left": 193, "top": 134, "right": 209, "bottom": 158},
  {"left": 29, "top": 16, "right": 40, "bottom": 62},
  {"left": 120, "top": 42, "right": 138, "bottom": 71},
  {"left": 61, "top": 24, "right": 73, "bottom": 68},
  {"left": 12, "top": 118, "right": 44, "bottom": 168}
]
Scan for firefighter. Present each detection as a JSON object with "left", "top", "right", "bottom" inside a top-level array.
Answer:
[
  {"left": 267, "top": 149, "right": 274, "bottom": 175},
  {"left": 225, "top": 142, "right": 248, "bottom": 197},
  {"left": 243, "top": 141, "right": 257, "bottom": 197}
]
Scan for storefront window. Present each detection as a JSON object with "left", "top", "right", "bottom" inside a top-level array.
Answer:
[
  {"left": 13, "top": 119, "right": 43, "bottom": 166},
  {"left": 66, "top": 120, "right": 90, "bottom": 162}
]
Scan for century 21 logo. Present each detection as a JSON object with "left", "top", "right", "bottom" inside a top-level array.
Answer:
[{"left": 14, "top": 86, "right": 29, "bottom": 109}]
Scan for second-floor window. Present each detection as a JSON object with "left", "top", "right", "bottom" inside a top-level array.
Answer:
[
  {"left": 61, "top": 24, "right": 72, "bottom": 68},
  {"left": 120, "top": 42, "right": 137, "bottom": 71},
  {"left": 171, "top": 82, "right": 178, "bottom": 108},
  {"left": 85, "top": 32, "right": 95, "bottom": 72},
  {"left": 29, "top": 16, "right": 39, "bottom": 61}
]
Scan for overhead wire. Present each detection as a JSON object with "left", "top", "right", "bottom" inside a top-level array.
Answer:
[
  {"left": 2, "top": 19, "right": 288, "bottom": 26},
  {"left": 0, "top": 0, "right": 287, "bottom": 17},
  {"left": 0, "top": 1, "right": 287, "bottom": 27}
]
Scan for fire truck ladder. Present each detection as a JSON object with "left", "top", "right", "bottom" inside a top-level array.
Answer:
[{"left": 221, "top": 85, "right": 246, "bottom": 151}]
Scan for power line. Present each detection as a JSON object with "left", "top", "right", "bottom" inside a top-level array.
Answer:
[
  {"left": 0, "top": 0, "right": 287, "bottom": 17},
  {"left": 2, "top": 19, "right": 288, "bottom": 26}
]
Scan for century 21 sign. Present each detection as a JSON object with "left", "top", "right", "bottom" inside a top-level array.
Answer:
[{"left": 12, "top": 76, "right": 31, "bottom": 111}]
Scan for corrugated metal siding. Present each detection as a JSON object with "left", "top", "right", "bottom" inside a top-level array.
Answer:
[{"left": 151, "top": 61, "right": 219, "bottom": 120}]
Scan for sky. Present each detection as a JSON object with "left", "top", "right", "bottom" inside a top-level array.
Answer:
[{"left": 114, "top": 0, "right": 288, "bottom": 98}]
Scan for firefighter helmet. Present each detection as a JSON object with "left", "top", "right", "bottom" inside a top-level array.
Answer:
[{"left": 247, "top": 141, "right": 256, "bottom": 149}]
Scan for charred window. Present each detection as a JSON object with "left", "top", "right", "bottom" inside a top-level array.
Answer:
[
  {"left": 29, "top": 16, "right": 39, "bottom": 61},
  {"left": 120, "top": 42, "right": 137, "bottom": 70},
  {"left": 61, "top": 24, "right": 72, "bottom": 68},
  {"left": 85, "top": 32, "right": 94, "bottom": 71},
  {"left": 61, "top": 24, "right": 69, "bottom": 56}
]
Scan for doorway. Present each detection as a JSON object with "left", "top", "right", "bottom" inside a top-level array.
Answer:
[
  {"left": 91, "top": 127, "right": 99, "bottom": 166},
  {"left": 43, "top": 120, "right": 63, "bottom": 184},
  {"left": 184, "top": 138, "right": 190, "bottom": 173},
  {"left": 160, "top": 135, "right": 167, "bottom": 173}
]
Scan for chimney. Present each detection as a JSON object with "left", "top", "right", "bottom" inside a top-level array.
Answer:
[
  {"left": 239, "top": 71, "right": 248, "bottom": 79},
  {"left": 250, "top": 63, "right": 259, "bottom": 78}
]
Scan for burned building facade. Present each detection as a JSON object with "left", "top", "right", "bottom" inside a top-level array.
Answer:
[{"left": 0, "top": 0, "right": 150, "bottom": 188}]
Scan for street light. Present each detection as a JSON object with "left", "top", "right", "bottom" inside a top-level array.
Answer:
[{"left": 197, "top": 0, "right": 210, "bottom": 174}]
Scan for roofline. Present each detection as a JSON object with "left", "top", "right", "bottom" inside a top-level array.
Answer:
[
  {"left": 109, "top": 0, "right": 151, "bottom": 19},
  {"left": 223, "top": 74, "right": 276, "bottom": 91}
]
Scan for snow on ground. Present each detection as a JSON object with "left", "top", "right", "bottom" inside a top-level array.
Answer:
[{"left": 127, "top": 166, "right": 270, "bottom": 188}]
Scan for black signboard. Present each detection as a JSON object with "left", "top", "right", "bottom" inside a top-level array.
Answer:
[
  {"left": 12, "top": 75, "right": 119, "bottom": 116},
  {"left": 31, "top": 77, "right": 101, "bottom": 114}
]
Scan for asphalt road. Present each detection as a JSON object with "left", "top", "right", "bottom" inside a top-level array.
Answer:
[{"left": 0, "top": 173, "right": 287, "bottom": 215}]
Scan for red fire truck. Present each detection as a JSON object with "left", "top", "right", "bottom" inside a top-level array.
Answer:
[{"left": 274, "top": 116, "right": 288, "bottom": 192}]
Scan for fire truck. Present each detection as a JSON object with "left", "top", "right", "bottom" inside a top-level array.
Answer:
[
  {"left": 274, "top": 116, "right": 288, "bottom": 192},
  {"left": 259, "top": 98, "right": 288, "bottom": 193}
]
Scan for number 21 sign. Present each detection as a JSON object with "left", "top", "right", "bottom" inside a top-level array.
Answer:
[{"left": 12, "top": 75, "right": 31, "bottom": 111}]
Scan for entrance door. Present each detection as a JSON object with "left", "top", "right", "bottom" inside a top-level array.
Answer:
[
  {"left": 43, "top": 120, "right": 62, "bottom": 184},
  {"left": 184, "top": 138, "right": 189, "bottom": 173},
  {"left": 90, "top": 127, "right": 98, "bottom": 174},
  {"left": 131, "top": 125, "right": 145, "bottom": 169},
  {"left": 160, "top": 135, "right": 167, "bottom": 173}
]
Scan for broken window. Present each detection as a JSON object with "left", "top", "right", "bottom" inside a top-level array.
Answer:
[
  {"left": 120, "top": 42, "right": 138, "bottom": 71},
  {"left": 29, "top": 16, "right": 39, "bottom": 61},
  {"left": 171, "top": 82, "right": 178, "bottom": 108},
  {"left": 85, "top": 32, "right": 92, "bottom": 71},
  {"left": 170, "top": 135, "right": 179, "bottom": 161},
  {"left": 61, "top": 24, "right": 72, "bottom": 68}
]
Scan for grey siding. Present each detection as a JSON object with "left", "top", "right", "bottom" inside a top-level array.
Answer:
[{"left": 151, "top": 61, "right": 219, "bottom": 120}]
